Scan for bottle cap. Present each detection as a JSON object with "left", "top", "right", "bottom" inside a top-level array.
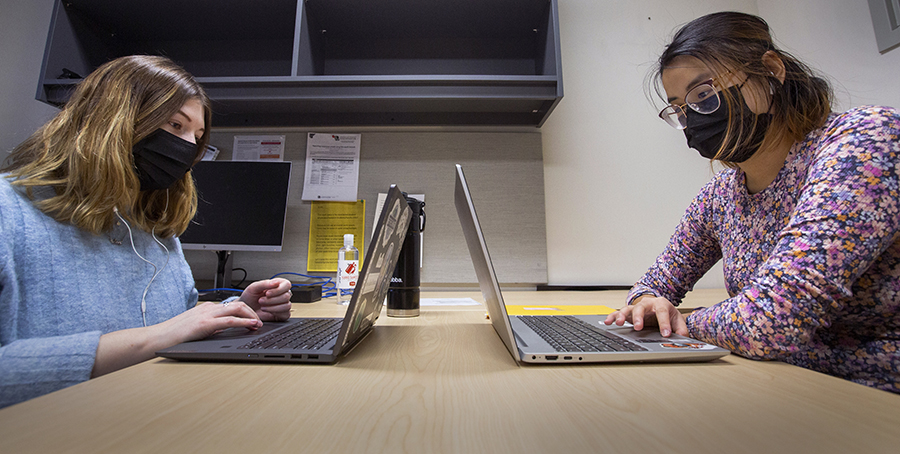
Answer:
[{"left": 344, "top": 234, "right": 354, "bottom": 247}]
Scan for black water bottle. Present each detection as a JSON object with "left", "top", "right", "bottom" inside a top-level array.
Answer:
[{"left": 387, "top": 194, "right": 426, "bottom": 317}]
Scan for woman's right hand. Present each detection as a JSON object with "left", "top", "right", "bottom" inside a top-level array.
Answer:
[
  {"left": 603, "top": 295, "right": 688, "bottom": 338},
  {"left": 155, "top": 300, "right": 263, "bottom": 345},
  {"left": 93, "top": 300, "right": 263, "bottom": 378}
]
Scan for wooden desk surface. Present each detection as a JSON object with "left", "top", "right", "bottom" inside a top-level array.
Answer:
[{"left": 1, "top": 290, "right": 897, "bottom": 454}]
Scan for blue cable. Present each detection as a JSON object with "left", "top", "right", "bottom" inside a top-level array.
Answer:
[
  {"left": 198, "top": 287, "right": 244, "bottom": 294},
  {"left": 202, "top": 273, "right": 346, "bottom": 299}
]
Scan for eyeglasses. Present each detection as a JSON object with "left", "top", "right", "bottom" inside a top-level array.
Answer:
[{"left": 658, "top": 78, "right": 722, "bottom": 130}]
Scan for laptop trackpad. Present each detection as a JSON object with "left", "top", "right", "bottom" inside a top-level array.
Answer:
[{"left": 205, "top": 321, "right": 293, "bottom": 340}]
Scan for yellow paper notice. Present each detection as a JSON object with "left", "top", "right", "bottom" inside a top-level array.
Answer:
[{"left": 307, "top": 200, "right": 365, "bottom": 272}]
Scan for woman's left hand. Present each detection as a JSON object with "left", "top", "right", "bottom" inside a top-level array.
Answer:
[
  {"left": 239, "top": 278, "right": 293, "bottom": 321},
  {"left": 603, "top": 295, "right": 688, "bottom": 338}
]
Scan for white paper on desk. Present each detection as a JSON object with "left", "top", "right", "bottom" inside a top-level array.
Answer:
[
  {"left": 420, "top": 298, "right": 482, "bottom": 306},
  {"left": 232, "top": 135, "right": 285, "bottom": 161},
  {"left": 301, "top": 133, "right": 361, "bottom": 201}
]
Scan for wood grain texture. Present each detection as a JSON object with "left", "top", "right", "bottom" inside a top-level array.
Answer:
[{"left": 1, "top": 290, "right": 897, "bottom": 454}]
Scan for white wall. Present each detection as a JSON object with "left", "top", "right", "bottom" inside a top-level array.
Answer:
[
  {"left": 757, "top": 0, "right": 900, "bottom": 110},
  {"left": 0, "top": 0, "right": 58, "bottom": 159},
  {"left": 542, "top": 0, "right": 758, "bottom": 288},
  {"left": 542, "top": 0, "right": 900, "bottom": 288}
]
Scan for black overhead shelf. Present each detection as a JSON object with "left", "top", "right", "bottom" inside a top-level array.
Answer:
[{"left": 37, "top": 0, "right": 563, "bottom": 127}]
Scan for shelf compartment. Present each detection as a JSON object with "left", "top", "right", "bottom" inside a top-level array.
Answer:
[
  {"left": 298, "top": 0, "right": 558, "bottom": 77},
  {"left": 38, "top": 0, "right": 297, "bottom": 90}
]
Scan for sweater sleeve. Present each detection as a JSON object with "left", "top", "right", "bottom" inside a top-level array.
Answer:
[
  {"left": 0, "top": 332, "right": 101, "bottom": 408},
  {"left": 686, "top": 106, "right": 900, "bottom": 359},
  {"left": 627, "top": 180, "right": 724, "bottom": 306},
  {"left": 0, "top": 189, "right": 101, "bottom": 408}
]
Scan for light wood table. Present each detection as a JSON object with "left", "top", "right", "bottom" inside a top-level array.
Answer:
[{"left": 0, "top": 290, "right": 897, "bottom": 454}]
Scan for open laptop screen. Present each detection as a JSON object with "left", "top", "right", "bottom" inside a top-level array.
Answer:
[
  {"left": 334, "top": 185, "right": 411, "bottom": 355},
  {"left": 453, "top": 164, "right": 520, "bottom": 360}
]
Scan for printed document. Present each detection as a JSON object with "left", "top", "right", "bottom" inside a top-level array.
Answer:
[
  {"left": 232, "top": 135, "right": 285, "bottom": 161},
  {"left": 301, "top": 133, "right": 361, "bottom": 201}
]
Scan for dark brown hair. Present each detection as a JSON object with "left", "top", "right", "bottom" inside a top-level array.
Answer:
[{"left": 650, "top": 12, "right": 833, "bottom": 164}]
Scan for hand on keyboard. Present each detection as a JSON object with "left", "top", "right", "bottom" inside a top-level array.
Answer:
[{"left": 603, "top": 295, "right": 688, "bottom": 338}]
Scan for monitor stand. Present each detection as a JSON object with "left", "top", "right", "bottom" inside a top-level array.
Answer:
[
  {"left": 198, "top": 250, "right": 238, "bottom": 301},
  {"left": 214, "top": 250, "right": 234, "bottom": 289}
]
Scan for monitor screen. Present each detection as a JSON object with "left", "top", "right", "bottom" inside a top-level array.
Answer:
[{"left": 180, "top": 161, "right": 292, "bottom": 252}]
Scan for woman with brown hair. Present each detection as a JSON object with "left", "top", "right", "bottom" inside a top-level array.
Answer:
[
  {"left": 605, "top": 12, "right": 900, "bottom": 393},
  {"left": 0, "top": 55, "right": 292, "bottom": 408}
]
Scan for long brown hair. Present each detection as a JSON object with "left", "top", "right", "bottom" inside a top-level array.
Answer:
[
  {"left": 3, "top": 55, "right": 211, "bottom": 237},
  {"left": 650, "top": 12, "right": 833, "bottom": 165}
]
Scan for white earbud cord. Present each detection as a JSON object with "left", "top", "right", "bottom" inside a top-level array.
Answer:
[{"left": 114, "top": 190, "right": 170, "bottom": 327}]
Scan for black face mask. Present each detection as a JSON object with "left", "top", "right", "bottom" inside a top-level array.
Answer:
[
  {"left": 683, "top": 85, "right": 771, "bottom": 163},
  {"left": 132, "top": 129, "right": 198, "bottom": 191}
]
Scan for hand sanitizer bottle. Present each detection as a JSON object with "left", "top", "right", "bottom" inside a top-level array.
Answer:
[{"left": 336, "top": 234, "right": 359, "bottom": 304}]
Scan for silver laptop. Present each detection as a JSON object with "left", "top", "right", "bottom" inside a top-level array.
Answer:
[
  {"left": 454, "top": 164, "right": 729, "bottom": 364},
  {"left": 158, "top": 185, "right": 413, "bottom": 364}
]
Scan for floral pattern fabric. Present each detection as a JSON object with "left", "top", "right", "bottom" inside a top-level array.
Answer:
[{"left": 628, "top": 106, "right": 900, "bottom": 393}]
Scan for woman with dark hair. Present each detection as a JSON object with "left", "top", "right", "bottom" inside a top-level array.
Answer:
[
  {"left": 605, "top": 12, "right": 900, "bottom": 393},
  {"left": 0, "top": 55, "right": 292, "bottom": 408}
]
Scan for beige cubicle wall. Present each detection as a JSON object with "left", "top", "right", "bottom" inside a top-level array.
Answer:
[{"left": 185, "top": 129, "right": 548, "bottom": 286}]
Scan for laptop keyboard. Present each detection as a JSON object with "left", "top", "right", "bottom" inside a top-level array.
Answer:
[
  {"left": 237, "top": 318, "right": 342, "bottom": 350},
  {"left": 520, "top": 315, "right": 648, "bottom": 353}
]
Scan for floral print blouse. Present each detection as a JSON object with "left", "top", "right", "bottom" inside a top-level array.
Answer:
[{"left": 628, "top": 106, "right": 900, "bottom": 393}]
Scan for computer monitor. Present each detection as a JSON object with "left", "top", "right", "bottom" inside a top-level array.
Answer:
[{"left": 180, "top": 160, "right": 292, "bottom": 292}]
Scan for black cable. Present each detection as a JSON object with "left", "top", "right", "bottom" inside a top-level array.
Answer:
[{"left": 232, "top": 267, "right": 248, "bottom": 289}]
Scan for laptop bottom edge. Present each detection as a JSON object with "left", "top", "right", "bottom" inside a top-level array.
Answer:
[
  {"left": 157, "top": 350, "right": 337, "bottom": 364},
  {"left": 517, "top": 350, "right": 729, "bottom": 364}
]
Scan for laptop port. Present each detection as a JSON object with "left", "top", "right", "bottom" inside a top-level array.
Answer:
[
  {"left": 308, "top": 354, "right": 319, "bottom": 359},
  {"left": 563, "top": 356, "right": 572, "bottom": 360},
  {"left": 545, "top": 355, "right": 558, "bottom": 360}
]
